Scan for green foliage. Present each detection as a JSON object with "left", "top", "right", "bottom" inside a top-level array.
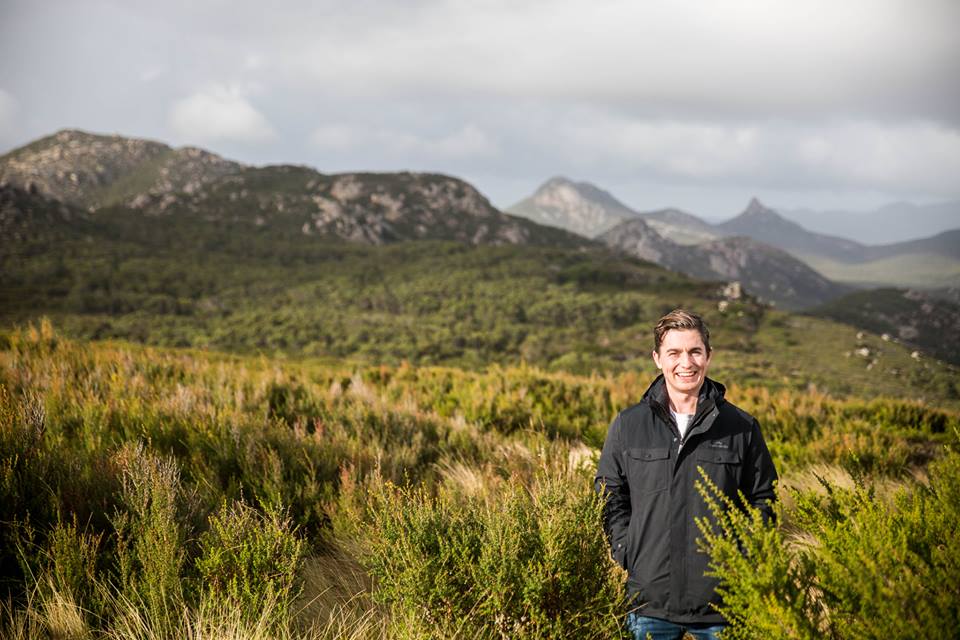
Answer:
[
  {"left": 1, "top": 324, "right": 958, "bottom": 638},
  {"left": 195, "top": 500, "right": 306, "bottom": 625},
  {"left": 357, "top": 472, "right": 626, "bottom": 639},
  {"left": 111, "top": 444, "right": 186, "bottom": 625},
  {"left": 696, "top": 438, "right": 960, "bottom": 639}
]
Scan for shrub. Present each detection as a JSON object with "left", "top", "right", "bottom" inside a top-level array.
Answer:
[
  {"left": 696, "top": 438, "right": 960, "bottom": 639},
  {"left": 195, "top": 499, "right": 306, "bottom": 626},
  {"left": 356, "top": 471, "right": 627, "bottom": 639}
]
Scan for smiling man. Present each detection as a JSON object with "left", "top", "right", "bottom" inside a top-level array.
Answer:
[{"left": 595, "top": 308, "right": 778, "bottom": 640}]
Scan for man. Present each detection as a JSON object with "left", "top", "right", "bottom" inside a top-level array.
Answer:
[{"left": 595, "top": 309, "right": 778, "bottom": 640}]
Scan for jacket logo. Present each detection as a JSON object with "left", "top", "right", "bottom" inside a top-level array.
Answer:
[{"left": 708, "top": 440, "right": 729, "bottom": 449}]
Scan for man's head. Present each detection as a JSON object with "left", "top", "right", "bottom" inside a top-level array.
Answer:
[
  {"left": 652, "top": 309, "right": 712, "bottom": 399},
  {"left": 653, "top": 309, "right": 711, "bottom": 354}
]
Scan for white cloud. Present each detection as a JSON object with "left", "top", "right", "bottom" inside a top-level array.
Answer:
[
  {"left": 310, "top": 123, "right": 497, "bottom": 159},
  {"left": 169, "top": 85, "right": 275, "bottom": 143},
  {"left": 556, "top": 113, "right": 960, "bottom": 197}
]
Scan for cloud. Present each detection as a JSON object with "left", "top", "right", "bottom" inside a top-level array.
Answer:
[
  {"left": 556, "top": 113, "right": 960, "bottom": 197},
  {"left": 283, "top": 0, "right": 960, "bottom": 124},
  {"left": 169, "top": 85, "right": 275, "bottom": 143},
  {"left": 310, "top": 123, "right": 497, "bottom": 159}
]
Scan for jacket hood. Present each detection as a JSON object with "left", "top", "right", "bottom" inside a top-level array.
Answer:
[{"left": 641, "top": 374, "right": 726, "bottom": 413}]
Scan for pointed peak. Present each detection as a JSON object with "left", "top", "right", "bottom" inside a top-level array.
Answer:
[{"left": 742, "top": 197, "right": 776, "bottom": 217}]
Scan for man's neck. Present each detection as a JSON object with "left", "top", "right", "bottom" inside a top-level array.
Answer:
[{"left": 667, "top": 389, "right": 699, "bottom": 415}]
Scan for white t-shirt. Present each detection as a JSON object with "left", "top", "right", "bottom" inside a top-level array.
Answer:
[{"left": 671, "top": 410, "right": 694, "bottom": 439}]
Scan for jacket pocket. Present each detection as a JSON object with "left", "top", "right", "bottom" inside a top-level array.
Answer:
[
  {"left": 626, "top": 447, "right": 671, "bottom": 495},
  {"left": 695, "top": 449, "right": 742, "bottom": 497}
]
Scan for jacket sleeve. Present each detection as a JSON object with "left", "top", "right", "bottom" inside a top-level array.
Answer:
[
  {"left": 594, "top": 413, "right": 631, "bottom": 568},
  {"left": 741, "top": 418, "right": 778, "bottom": 524}
]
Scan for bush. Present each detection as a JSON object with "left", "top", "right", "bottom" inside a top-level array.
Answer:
[
  {"left": 195, "top": 499, "right": 306, "bottom": 626},
  {"left": 696, "top": 438, "right": 960, "bottom": 639},
  {"left": 356, "top": 471, "right": 627, "bottom": 639}
]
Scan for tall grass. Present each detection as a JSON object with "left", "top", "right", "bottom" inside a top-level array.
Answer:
[{"left": 1, "top": 322, "right": 958, "bottom": 638}]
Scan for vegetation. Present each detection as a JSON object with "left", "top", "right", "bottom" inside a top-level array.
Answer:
[
  {"left": 3, "top": 205, "right": 957, "bottom": 406},
  {"left": 1, "top": 322, "right": 958, "bottom": 638},
  {"left": 811, "top": 287, "right": 960, "bottom": 365}
]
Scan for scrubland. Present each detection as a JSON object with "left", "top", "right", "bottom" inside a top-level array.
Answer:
[{"left": 1, "top": 320, "right": 957, "bottom": 639}]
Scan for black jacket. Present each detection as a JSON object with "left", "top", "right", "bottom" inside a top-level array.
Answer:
[{"left": 594, "top": 375, "right": 778, "bottom": 624}]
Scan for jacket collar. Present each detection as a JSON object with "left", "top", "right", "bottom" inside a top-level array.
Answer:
[{"left": 642, "top": 374, "right": 726, "bottom": 419}]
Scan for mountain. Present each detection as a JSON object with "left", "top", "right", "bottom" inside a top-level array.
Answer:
[
  {"left": 865, "top": 229, "right": 960, "bottom": 262},
  {"left": 129, "top": 164, "right": 587, "bottom": 247},
  {"left": 637, "top": 208, "right": 723, "bottom": 245},
  {"left": 779, "top": 200, "right": 960, "bottom": 245},
  {"left": 717, "top": 198, "right": 866, "bottom": 262},
  {"left": 505, "top": 177, "right": 636, "bottom": 238},
  {"left": 811, "top": 288, "right": 960, "bottom": 365},
  {"left": 715, "top": 198, "right": 960, "bottom": 289},
  {"left": 0, "top": 129, "right": 242, "bottom": 210},
  {"left": 0, "top": 130, "right": 587, "bottom": 249},
  {"left": 599, "top": 218, "right": 849, "bottom": 310}
]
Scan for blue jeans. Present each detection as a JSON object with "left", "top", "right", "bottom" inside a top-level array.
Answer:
[{"left": 626, "top": 613, "right": 726, "bottom": 640}]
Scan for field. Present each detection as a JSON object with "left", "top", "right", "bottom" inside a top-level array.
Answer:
[
  {"left": 2, "top": 321, "right": 958, "bottom": 639},
  {"left": 4, "top": 192, "right": 960, "bottom": 638}
]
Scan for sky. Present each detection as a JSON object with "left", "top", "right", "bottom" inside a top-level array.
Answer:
[{"left": 1, "top": 0, "right": 959, "bottom": 220}]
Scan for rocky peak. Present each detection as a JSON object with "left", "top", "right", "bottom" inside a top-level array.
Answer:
[{"left": 507, "top": 177, "right": 636, "bottom": 238}]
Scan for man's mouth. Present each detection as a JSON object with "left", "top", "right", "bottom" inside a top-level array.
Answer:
[{"left": 676, "top": 371, "right": 698, "bottom": 379}]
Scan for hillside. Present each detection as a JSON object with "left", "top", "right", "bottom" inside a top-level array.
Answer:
[
  {"left": 811, "top": 287, "right": 960, "bottom": 365},
  {"left": 638, "top": 207, "right": 723, "bottom": 245},
  {"left": 129, "top": 164, "right": 586, "bottom": 247},
  {"left": 717, "top": 198, "right": 960, "bottom": 289},
  {"left": 599, "top": 218, "right": 850, "bottom": 310},
  {"left": 717, "top": 197, "right": 866, "bottom": 261},
  {"left": 505, "top": 176, "right": 636, "bottom": 237},
  {"left": 2, "top": 190, "right": 956, "bottom": 401},
  {"left": 0, "top": 129, "right": 242, "bottom": 209}
]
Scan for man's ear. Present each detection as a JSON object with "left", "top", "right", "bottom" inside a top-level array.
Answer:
[{"left": 652, "top": 349, "right": 661, "bottom": 370}]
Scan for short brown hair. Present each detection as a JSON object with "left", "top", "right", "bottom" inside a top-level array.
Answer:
[{"left": 654, "top": 309, "right": 711, "bottom": 353}]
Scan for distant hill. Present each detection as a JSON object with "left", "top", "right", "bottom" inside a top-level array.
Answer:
[
  {"left": 0, "top": 130, "right": 587, "bottom": 249},
  {"left": 131, "top": 165, "right": 587, "bottom": 247},
  {"left": 637, "top": 208, "right": 722, "bottom": 245},
  {"left": 0, "top": 129, "right": 242, "bottom": 210},
  {"left": 714, "top": 198, "right": 960, "bottom": 289},
  {"left": 811, "top": 288, "right": 960, "bottom": 365},
  {"left": 779, "top": 200, "right": 960, "bottom": 245},
  {"left": 599, "top": 218, "right": 849, "bottom": 310},
  {"left": 716, "top": 198, "right": 866, "bottom": 262},
  {"left": 505, "top": 177, "right": 636, "bottom": 238}
]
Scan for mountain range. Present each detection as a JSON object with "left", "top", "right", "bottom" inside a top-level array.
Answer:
[
  {"left": 3, "top": 129, "right": 959, "bottom": 366},
  {"left": 508, "top": 179, "right": 960, "bottom": 291}
]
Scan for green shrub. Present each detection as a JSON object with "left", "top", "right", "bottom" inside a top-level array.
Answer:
[
  {"left": 111, "top": 443, "right": 186, "bottom": 626},
  {"left": 696, "top": 439, "right": 960, "bottom": 639},
  {"left": 195, "top": 499, "right": 306, "bottom": 626},
  {"left": 357, "top": 472, "right": 627, "bottom": 639}
]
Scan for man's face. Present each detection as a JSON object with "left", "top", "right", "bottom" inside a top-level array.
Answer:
[{"left": 652, "top": 329, "right": 712, "bottom": 397}]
